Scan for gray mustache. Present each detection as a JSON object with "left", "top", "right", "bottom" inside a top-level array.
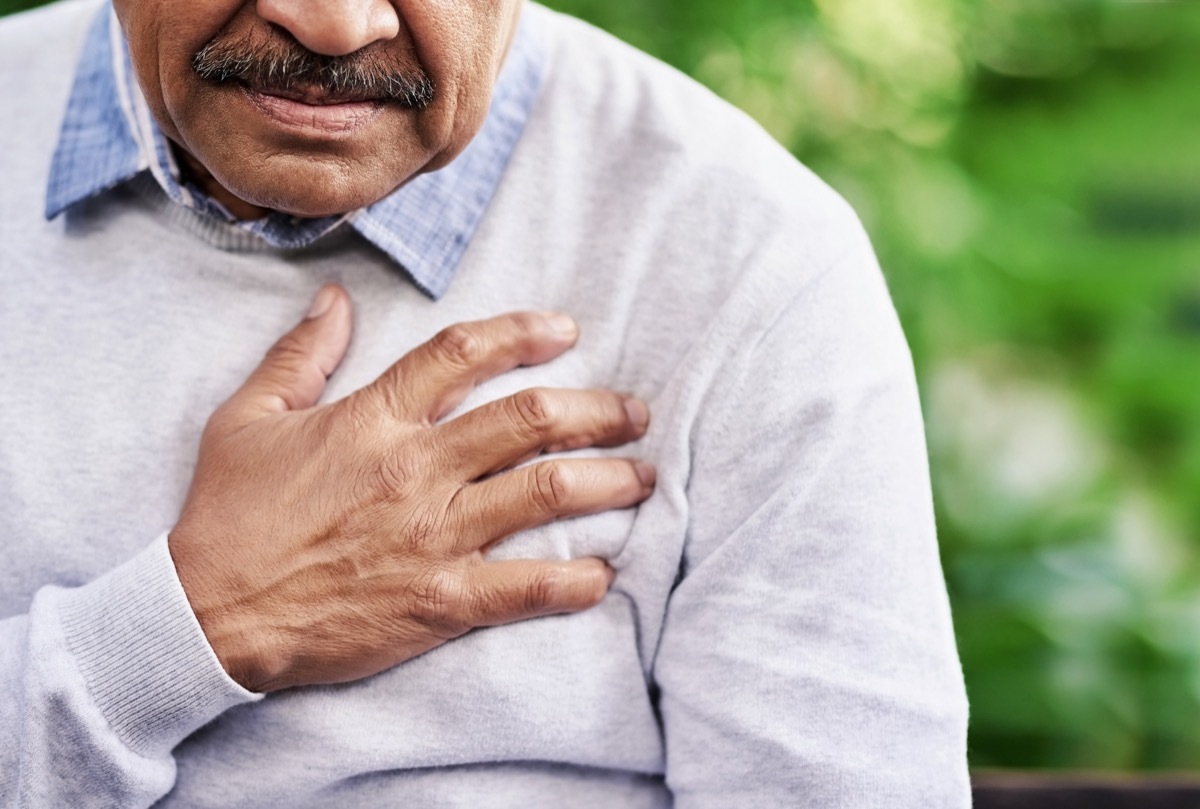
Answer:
[{"left": 192, "top": 30, "right": 434, "bottom": 109}]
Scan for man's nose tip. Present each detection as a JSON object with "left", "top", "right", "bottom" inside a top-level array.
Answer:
[{"left": 255, "top": 0, "right": 401, "bottom": 57}]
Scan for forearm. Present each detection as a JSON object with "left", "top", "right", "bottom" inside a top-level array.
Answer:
[{"left": 1, "top": 535, "right": 258, "bottom": 808}]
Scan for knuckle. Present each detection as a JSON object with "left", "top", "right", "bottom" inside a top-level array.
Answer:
[
  {"left": 508, "top": 311, "right": 543, "bottom": 338},
  {"left": 532, "top": 462, "right": 572, "bottom": 514},
  {"left": 512, "top": 388, "right": 555, "bottom": 436},
  {"left": 411, "top": 566, "right": 470, "bottom": 631},
  {"left": 525, "top": 568, "right": 566, "bottom": 614},
  {"left": 360, "top": 454, "right": 419, "bottom": 502},
  {"left": 430, "top": 324, "right": 485, "bottom": 369},
  {"left": 265, "top": 334, "right": 310, "bottom": 370}
]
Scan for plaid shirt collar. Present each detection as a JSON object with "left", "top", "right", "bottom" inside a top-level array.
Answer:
[{"left": 45, "top": 4, "right": 545, "bottom": 299}]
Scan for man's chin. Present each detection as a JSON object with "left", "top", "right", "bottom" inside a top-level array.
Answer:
[
  {"left": 210, "top": 160, "right": 408, "bottom": 219},
  {"left": 175, "top": 93, "right": 427, "bottom": 218}
]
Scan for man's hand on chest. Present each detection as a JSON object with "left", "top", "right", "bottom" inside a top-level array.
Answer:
[{"left": 168, "top": 285, "right": 655, "bottom": 693}]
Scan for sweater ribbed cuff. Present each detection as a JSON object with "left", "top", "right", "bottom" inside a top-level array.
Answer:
[{"left": 56, "top": 533, "right": 261, "bottom": 758}]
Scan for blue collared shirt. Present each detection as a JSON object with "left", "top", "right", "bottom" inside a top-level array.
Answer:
[{"left": 45, "top": 4, "right": 545, "bottom": 299}]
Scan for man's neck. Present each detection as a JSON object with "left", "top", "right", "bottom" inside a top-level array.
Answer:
[{"left": 174, "top": 143, "right": 273, "bottom": 221}]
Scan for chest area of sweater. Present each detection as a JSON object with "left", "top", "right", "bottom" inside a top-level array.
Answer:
[
  {"left": 0, "top": 241, "right": 695, "bottom": 620},
  {"left": 0, "top": 249, "right": 687, "bottom": 783}
]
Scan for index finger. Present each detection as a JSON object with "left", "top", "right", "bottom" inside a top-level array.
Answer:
[{"left": 355, "top": 311, "right": 580, "bottom": 424}]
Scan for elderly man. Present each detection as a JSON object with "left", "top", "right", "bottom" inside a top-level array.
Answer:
[{"left": 0, "top": 0, "right": 970, "bottom": 804}]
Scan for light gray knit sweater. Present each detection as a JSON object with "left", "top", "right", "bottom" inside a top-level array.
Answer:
[{"left": 0, "top": 0, "right": 971, "bottom": 806}]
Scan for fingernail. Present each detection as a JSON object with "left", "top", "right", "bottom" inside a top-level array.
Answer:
[
  {"left": 307, "top": 286, "right": 336, "bottom": 319},
  {"left": 604, "top": 565, "right": 617, "bottom": 587},
  {"left": 634, "top": 461, "right": 657, "bottom": 488},
  {"left": 624, "top": 397, "right": 650, "bottom": 430},
  {"left": 542, "top": 312, "right": 578, "bottom": 340}
]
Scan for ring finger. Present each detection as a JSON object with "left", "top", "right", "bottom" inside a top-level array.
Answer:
[{"left": 447, "top": 457, "right": 656, "bottom": 553}]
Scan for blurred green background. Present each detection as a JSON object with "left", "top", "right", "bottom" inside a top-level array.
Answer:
[{"left": 4, "top": 0, "right": 1197, "bottom": 773}]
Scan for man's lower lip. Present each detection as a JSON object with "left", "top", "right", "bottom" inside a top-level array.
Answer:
[{"left": 242, "top": 87, "right": 382, "bottom": 134}]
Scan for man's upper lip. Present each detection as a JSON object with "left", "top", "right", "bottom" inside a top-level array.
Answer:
[{"left": 243, "top": 82, "right": 379, "bottom": 106}]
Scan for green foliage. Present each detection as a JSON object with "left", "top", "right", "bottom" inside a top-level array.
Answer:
[
  {"left": 4, "top": 0, "right": 1198, "bottom": 771},
  {"left": 0, "top": 0, "right": 45, "bottom": 14},
  {"left": 540, "top": 0, "right": 1200, "bottom": 770}
]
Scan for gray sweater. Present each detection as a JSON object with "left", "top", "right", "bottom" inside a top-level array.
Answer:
[{"left": 0, "top": 0, "right": 971, "bottom": 806}]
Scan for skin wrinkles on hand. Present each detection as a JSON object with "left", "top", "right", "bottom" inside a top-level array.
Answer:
[{"left": 170, "top": 297, "right": 655, "bottom": 693}]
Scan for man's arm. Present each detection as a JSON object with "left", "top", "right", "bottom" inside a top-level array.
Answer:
[
  {"left": 1, "top": 287, "right": 654, "bottom": 806},
  {"left": 654, "top": 229, "right": 970, "bottom": 806}
]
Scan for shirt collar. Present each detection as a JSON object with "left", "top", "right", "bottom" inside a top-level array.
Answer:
[{"left": 45, "top": 4, "right": 545, "bottom": 299}]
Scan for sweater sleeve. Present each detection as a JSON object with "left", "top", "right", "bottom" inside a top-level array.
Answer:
[
  {"left": 0, "top": 534, "right": 261, "bottom": 808},
  {"left": 653, "top": 229, "right": 971, "bottom": 806}
]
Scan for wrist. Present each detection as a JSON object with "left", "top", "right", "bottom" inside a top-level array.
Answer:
[
  {"left": 167, "top": 528, "right": 284, "bottom": 693},
  {"left": 57, "top": 534, "right": 262, "bottom": 755}
]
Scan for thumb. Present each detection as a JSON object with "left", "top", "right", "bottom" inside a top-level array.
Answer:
[{"left": 220, "top": 285, "right": 353, "bottom": 426}]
